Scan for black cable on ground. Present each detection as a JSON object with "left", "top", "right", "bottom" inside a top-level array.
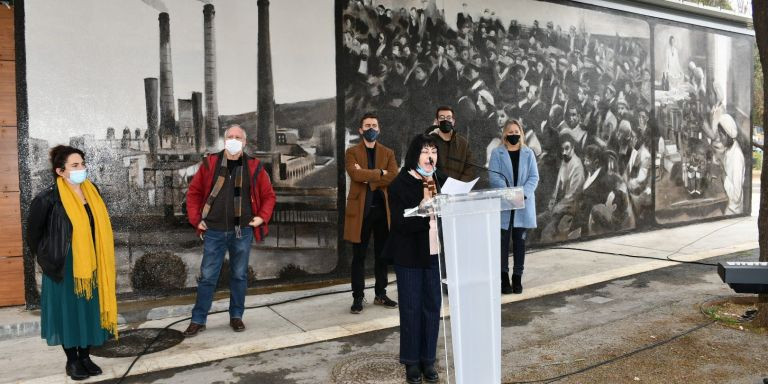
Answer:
[
  {"left": 549, "top": 246, "right": 719, "bottom": 267},
  {"left": 502, "top": 291, "right": 741, "bottom": 383},
  {"left": 500, "top": 220, "right": 752, "bottom": 383},
  {"left": 502, "top": 320, "right": 714, "bottom": 384},
  {"left": 114, "top": 279, "right": 397, "bottom": 384}
]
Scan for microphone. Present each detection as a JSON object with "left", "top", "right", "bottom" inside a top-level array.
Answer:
[
  {"left": 447, "top": 156, "right": 510, "bottom": 188},
  {"left": 428, "top": 157, "right": 434, "bottom": 166}
]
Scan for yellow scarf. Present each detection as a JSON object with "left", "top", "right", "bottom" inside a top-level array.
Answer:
[{"left": 57, "top": 177, "right": 118, "bottom": 338}]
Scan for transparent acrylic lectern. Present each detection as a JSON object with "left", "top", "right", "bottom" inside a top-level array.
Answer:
[{"left": 404, "top": 187, "right": 525, "bottom": 384}]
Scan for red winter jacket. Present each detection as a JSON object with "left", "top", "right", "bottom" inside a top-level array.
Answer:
[{"left": 186, "top": 151, "right": 276, "bottom": 241}]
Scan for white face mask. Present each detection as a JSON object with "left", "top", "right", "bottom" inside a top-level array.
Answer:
[{"left": 224, "top": 139, "right": 243, "bottom": 155}]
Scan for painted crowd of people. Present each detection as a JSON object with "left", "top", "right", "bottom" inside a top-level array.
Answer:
[{"left": 342, "top": 0, "right": 656, "bottom": 243}]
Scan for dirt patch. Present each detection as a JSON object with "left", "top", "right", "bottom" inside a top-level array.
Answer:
[{"left": 702, "top": 296, "right": 768, "bottom": 334}]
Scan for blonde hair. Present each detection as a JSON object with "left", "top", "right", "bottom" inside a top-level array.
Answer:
[{"left": 501, "top": 119, "right": 526, "bottom": 147}]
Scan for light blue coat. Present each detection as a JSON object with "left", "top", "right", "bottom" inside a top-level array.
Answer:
[{"left": 488, "top": 145, "right": 539, "bottom": 229}]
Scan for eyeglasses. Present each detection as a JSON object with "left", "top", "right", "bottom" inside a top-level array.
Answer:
[{"left": 438, "top": 115, "right": 454, "bottom": 122}]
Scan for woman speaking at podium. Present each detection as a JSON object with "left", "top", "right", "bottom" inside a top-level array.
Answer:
[
  {"left": 489, "top": 119, "right": 539, "bottom": 294},
  {"left": 384, "top": 134, "right": 443, "bottom": 383}
]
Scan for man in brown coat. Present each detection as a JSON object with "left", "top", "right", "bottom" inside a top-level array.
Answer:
[{"left": 344, "top": 112, "right": 399, "bottom": 314}]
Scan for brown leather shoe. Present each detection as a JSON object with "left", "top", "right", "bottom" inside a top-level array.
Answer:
[
  {"left": 230, "top": 318, "right": 245, "bottom": 332},
  {"left": 182, "top": 322, "right": 206, "bottom": 337}
]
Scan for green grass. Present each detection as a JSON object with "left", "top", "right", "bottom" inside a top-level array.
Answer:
[{"left": 702, "top": 305, "right": 744, "bottom": 325}]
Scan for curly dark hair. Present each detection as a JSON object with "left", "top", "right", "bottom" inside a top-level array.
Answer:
[
  {"left": 403, "top": 134, "right": 438, "bottom": 171},
  {"left": 49, "top": 145, "right": 85, "bottom": 178}
]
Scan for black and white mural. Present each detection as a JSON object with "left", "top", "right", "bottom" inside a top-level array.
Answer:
[
  {"left": 653, "top": 23, "right": 752, "bottom": 224},
  {"left": 341, "top": 0, "right": 660, "bottom": 243},
  {"left": 24, "top": 0, "right": 337, "bottom": 294}
]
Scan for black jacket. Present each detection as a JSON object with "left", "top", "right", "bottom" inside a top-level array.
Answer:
[
  {"left": 27, "top": 183, "right": 73, "bottom": 282},
  {"left": 383, "top": 170, "right": 443, "bottom": 268}
]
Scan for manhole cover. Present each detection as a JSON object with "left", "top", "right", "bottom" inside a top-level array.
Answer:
[
  {"left": 331, "top": 353, "right": 404, "bottom": 384},
  {"left": 91, "top": 328, "right": 185, "bottom": 358}
]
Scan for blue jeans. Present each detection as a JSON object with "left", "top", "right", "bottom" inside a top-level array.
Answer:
[
  {"left": 395, "top": 257, "right": 441, "bottom": 365},
  {"left": 191, "top": 228, "right": 253, "bottom": 324}
]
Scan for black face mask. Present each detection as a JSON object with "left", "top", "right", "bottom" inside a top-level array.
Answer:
[
  {"left": 438, "top": 120, "right": 453, "bottom": 133},
  {"left": 362, "top": 128, "right": 379, "bottom": 142},
  {"left": 506, "top": 134, "right": 521, "bottom": 145},
  {"left": 562, "top": 154, "right": 572, "bottom": 162}
]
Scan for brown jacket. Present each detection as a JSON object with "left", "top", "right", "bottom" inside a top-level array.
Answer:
[{"left": 343, "top": 141, "right": 398, "bottom": 243}]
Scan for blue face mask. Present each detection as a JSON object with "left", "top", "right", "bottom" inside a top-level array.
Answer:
[
  {"left": 362, "top": 128, "right": 379, "bottom": 142},
  {"left": 416, "top": 165, "right": 435, "bottom": 177},
  {"left": 68, "top": 169, "right": 87, "bottom": 185}
]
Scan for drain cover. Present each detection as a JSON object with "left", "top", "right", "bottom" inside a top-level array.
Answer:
[
  {"left": 331, "top": 353, "right": 407, "bottom": 384},
  {"left": 91, "top": 328, "right": 185, "bottom": 358}
]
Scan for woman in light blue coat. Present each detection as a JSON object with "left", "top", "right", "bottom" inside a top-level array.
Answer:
[{"left": 488, "top": 119, "right": 539, "bottom": 294}]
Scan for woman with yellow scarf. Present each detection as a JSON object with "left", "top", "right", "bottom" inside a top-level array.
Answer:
[{"left": 27, "top": 145, "right": 118, "bottom": 381}]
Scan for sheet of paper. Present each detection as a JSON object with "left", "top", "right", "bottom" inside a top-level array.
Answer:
[{"left": 441, "top": 177, "right": 479, "bottom": 195}]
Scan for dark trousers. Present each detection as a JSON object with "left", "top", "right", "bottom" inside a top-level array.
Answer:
[
  {"left": 501, "top": 223, "right": 527, "bottom": 276},
  {"left": 395, "top": 257, "right": 441, "bottom": 365},
  {"left": 351, "top": 204, "right": 389, "bottom": 298}
]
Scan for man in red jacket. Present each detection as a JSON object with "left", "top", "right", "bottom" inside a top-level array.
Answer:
[{"left": 183, "top": 124, "right": 276, "bottom": 336}]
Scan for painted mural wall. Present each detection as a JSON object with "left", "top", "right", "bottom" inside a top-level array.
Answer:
[
  {"left": 340, "top": 0, "right": 752, "bottom": 245},
  {"left": 24, "top": 0, "right": 338, "bottom": 295},
  {"left": 653, "top": 23, "right": 752, "bottom": 224},
  {"left": 20, "top": 0, "right": 752, "bottom": 297}
]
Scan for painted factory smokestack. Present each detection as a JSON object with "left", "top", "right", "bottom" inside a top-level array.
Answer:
[
  {"left": 256, "top": 0, "right": 276, "bottom": 152},
  {"left": 203, "top": 4, "right": 219, "bottom": 150},
  {"left": 158, "top": 12, "right": 177, "bottom": 147},
  {"left": 144, "top": 78, "right": 159, "bottom": 156},
  {"left": 192, "top": 92, "right": 204, "bottom": 153}
]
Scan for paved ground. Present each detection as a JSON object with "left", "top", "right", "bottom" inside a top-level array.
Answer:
[
  {"left": 3, "top": 212, "right": 755, "bottom": 384},
  {"left": 107, "top": 250, "right": 768, "bottom": 384}
]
